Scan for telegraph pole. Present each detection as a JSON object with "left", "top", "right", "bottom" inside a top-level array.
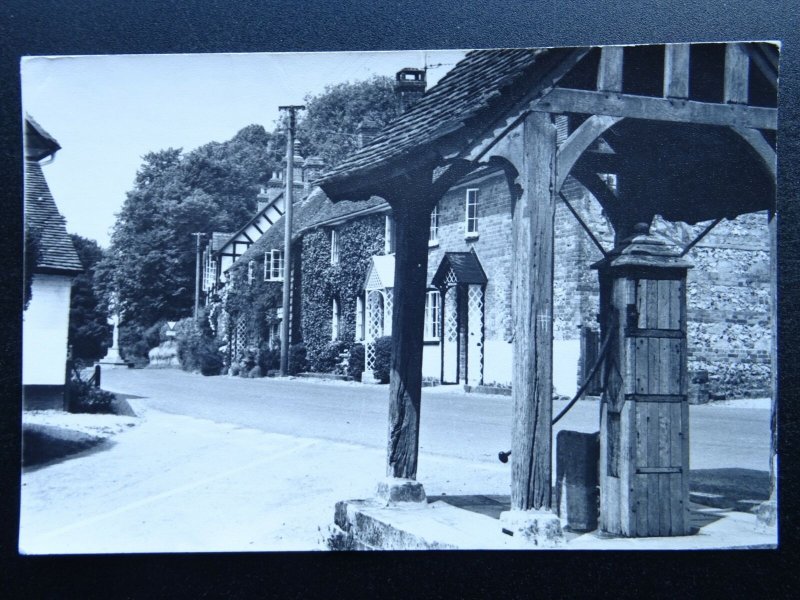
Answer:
[
  {"left": 193, "top": 232, "right": 204, "bottom": 320},
  {"left": 279, "top": 105, "right": 305, "bottom": 376}
]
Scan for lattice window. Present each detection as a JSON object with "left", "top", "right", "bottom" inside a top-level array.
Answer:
[
  {"left": 444, "top": 287, "right": 458, "bottom": 343},
  {"left": 365, "top": 290, "right": 385, "bottom": 372},
  {"left": 444, "top": 267, "right": 458, "bottom": 287},
  {"left": 233, "top": 315, "right": 247, "bottom": 362},
  {"left": 202, "top": 253, "right": 216, "bottom": 292},
  {"left": 384, "top": 289, "right": 393, "bottom": 337},
  {"left": 467, "top": 285, "right": 485, "bottom": 385}
]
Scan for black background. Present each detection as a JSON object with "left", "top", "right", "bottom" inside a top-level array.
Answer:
[{"left": 1, "top": 1, "right": 798, "bottom": 597}]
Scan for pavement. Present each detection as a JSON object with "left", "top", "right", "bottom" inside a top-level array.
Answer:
[{"left": 18, "top": 369, "right": 776, "bottom": 553}]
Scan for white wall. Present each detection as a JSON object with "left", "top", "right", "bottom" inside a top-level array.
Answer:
[
  {"left": 23, "top": 274, "right": 73, "bottom": 386},
  {"left": 422, "top": 344, "right": 440, "bottom": 380}
]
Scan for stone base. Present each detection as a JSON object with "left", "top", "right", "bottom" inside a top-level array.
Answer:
[
  {"left": 360, "top": 372, "right": 383, "bottom": 384},
  {"left": 98, "top": 346, "right": 130, "bottom": 368},
  {"left": 499, "top": 509, "right": 564, "bottom": 547},
  {"left": 375, "top": 478, "right": 427, "bottom": 506}
]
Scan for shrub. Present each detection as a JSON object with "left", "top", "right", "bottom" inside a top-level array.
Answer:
[
  {"left": 311, "top": 340, "right": 349, "bottom": 373},
  {"left": 174, "top": 314, "right": 224, "bottom": 376},
  {"left": 248, "top": 365, "right": 263, "bottom": 378},
  {"left": 119, "top": 324, "right": 151, "bottom": 367},
  {"left": 288, "top": 342, "right": 308, "bottom": 375},
  {"left": 373, "top": 336, "right": 392, "bottom": 383},
  {"left": 67, "top": 379, "right": 116, "bottom": 414},
  {"left": 348, "top": 343, "right": 365, "bottom": 381},
  {"left": 258, "top": 343, "right": 281, "bottom": 373}
]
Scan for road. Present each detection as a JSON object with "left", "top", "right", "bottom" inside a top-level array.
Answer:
[{"left": 101, "top": 368, "right": 771, "bottom": 472}]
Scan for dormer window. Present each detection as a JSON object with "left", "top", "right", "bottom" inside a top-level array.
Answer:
[
  {"left": 264, "top": 249, "right": 284, "bottom": 281},
  {"left": 465, "top": 188, "right": 479, "bottom": 238},
  {"left": 330, "top": 229, "right": 339, "bottom": 265}
]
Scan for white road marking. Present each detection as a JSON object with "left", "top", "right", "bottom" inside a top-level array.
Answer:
[{"left": 29, "top": 439, "right": 318, "bottom": 544}]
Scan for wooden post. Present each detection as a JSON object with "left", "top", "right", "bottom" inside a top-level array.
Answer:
[
  {"left": 664, "top": 44, "right": 690, "bottom": 99},
  {"left": 510, "top": 111, "right": 557, "bottom": 511},
  {"left": 386, "top": 180, "right": 436, "bottom": 479},
  {"left": 724, "top": 43, "right": 750, "bottom": 104},
  {"left": 769, "top": 208, "right": 778, "bottom": 500},
  {"left": 598, "top": 46, "right": 624, "bottom": 93}
]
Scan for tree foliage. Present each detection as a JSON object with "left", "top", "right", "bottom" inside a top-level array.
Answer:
[
  {"left": 296, "top": 76, "right": 399, "bottom": 168},
  {"left": 68, "top": 234, "right": 111, "bottom": 363}
]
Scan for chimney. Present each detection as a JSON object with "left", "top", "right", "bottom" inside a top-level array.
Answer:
[
  {"left": 395, "top": 67, "right": 426, "bottom": 112},
  {"left": 257, "top": 187, "right": 270, "bottom": 214},
  {"left": 356, "top": 118, "right": 380, "bottom": 149},
  {"left": 302, "top": 156, "right": 326, "bottom": 194},
  {"left": 264, "top": 169, "right": 284, "bottom": 203}
]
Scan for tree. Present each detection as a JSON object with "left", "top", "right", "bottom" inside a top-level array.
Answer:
[
  {"left": 68, "top": 234, "right": 111, "bottom": 362},
  {"left": 295, "top": 76, "right": 400, "bottom": 168}
]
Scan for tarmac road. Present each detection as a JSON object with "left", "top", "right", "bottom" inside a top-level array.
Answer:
[{"left": 101, "top": 368, "right": 771, "bottom": 473}]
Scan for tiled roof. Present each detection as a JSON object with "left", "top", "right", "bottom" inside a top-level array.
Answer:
[
  {"left": 25, "top": 159, "right": 83, "bottom": 275},
  {"left": 317, "top": 48, "right": 575, "bottom": 195}
]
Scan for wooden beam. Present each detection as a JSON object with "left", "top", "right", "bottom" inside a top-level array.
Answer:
[
  {"left": 768, "top": 208, "right": 778, "bottom": 502},
  {"left": 556, "top": 114, "right": 622, "bottom": 191},
  {"left": 598, "top": 46, "right": 624, "bottom": 93},
  {"left": 732, "top": 126, "right": 777, "bottom": 181},
  {"left": 534, "top": 87, "right": 778, "bottom": 130},
  {"left": 663, "top": 44, "right": 690, "bottom": 99},
  {"left": 510, "top": 111, "right": 557, "bottom": 511},
  {"left": 385, "top": 175, "right": 438, "bottom": 479},
  {"left": 744, "top": 43, "right": 778, "bottom": 89},
  {"left": 724, "top": 43, "right": 750, "bottom": 104}
]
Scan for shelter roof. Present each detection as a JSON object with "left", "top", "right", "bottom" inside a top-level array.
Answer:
[
  {"left": 431, "top": 250, "right": 487, "bottom": 288},
  {"left": 317, "top": 48, "right": 575, "bottom": 196},
  {"left": 24, "top": 115, "right": 62, "bottom": 161},
  {"left": 364, "top": 254, "right": 395, "bottom": 291}
]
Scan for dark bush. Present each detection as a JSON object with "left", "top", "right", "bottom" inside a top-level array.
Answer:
[
  {"left": 373, "top": 336, "right": 392, "bottom": 383},
  {"left": 348, "top": 343, "right": 365, "bottom": 381},
  {"left": 118, "top": 324, "right": 150, "bottom": 367},
  {"left": 174, "top": 315, "right": 224, "bottom": 376},
  {"left": 258, "top": 343, "right": 281, "bottom": 373},
  {"left": 67, "top": 379, "right": 116, "bottom": 414},
  {"left": 288, "top": 342, "right": 308, "bottom": 375},
  {"left": 311, "top": 340, "right": 349, "bottom": 373}
]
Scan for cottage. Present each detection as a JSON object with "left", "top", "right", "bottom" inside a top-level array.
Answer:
[
  {"left": 23, "top": 116, "right": 83, "bottom": 410},
  {"left": 315, "top": 44, "right": 777, "bottom": 536}
]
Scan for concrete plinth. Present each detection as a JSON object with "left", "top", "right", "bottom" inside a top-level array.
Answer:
[
  {"left": 375, "top": 478, "right": 427, "bottom": 506},
  {"left": 98, "top": 346, "right": 129, "bottom": 368},
  {"left": 499, "top": 509, "right": 564, "bottom": 547}
]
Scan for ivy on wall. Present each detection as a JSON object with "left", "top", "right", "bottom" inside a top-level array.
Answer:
[
  {"left": 221, "top": 212, "right": 385, "bottom": 373},
  {"left": 299, "top": 214, "right": 385, "bottom": 370}
]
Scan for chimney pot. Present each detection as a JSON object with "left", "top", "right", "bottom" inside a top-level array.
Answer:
[{"left": 395, "top": 67, "right": 427, "bottom": 112}]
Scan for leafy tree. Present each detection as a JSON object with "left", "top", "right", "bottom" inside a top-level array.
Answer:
[
  {"left": 295, "top": 76, "right": 400, "bottom": 168},
  {"left": 68, "top": 234, "right": 111, "bottom": 362}
]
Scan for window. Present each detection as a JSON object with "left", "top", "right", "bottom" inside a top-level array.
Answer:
[
  {"left": 264, "top": 249, "right": 284, "bottom": 281},
  {"left": 268, "top": 321, "right": 281, "bottom": 350},
  {"left": 465, "top": 188, "right": 479, "bottom": 237},
  {"left": 384, "top": 215, "right": 396, "bottom": 254},
  {"left": 202, "top": 254, "right": 217, "bottom": 292},
  {"left": 424, "top": 290, "right": 441, "bottom": 341},
  {"left": 356, "top": 296, "right": 365, "bottom": 341},
  {"left": 332, "top": 298, "right": 341, "bottom": 340},
  {"left": 429, "top": 205, "right": 439, "bottom": 245},
  {"left": 330, "top": 229, "right": 339, "bottom": 265},
  {"left": 247, "top": 260, "right": 255, "bottom": 285}
]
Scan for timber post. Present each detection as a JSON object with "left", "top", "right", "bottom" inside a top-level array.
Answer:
[
  {"left": 509, "top": 111, "right": 558, "bottom": 512},
  {"left": 383, "top": 175, "right": 438, "bottom": 481}
]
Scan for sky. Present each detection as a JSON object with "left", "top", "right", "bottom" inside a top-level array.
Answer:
[{"left": 21, "top": 49, "right": 467, "bottom": 247}]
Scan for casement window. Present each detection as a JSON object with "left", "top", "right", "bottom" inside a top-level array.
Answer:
[
  {"left": 384, "top": 215, "right": 396, "bottom": 254},
  {"left": 332, "top": 298, "right": 341, "bottom": 340},
  {"left": 355, "top": 295, "right": 365, "bottom": 341},
  {"left": 202, "top": 255, "right": 217, "bottom": 292},
  {"left": 264, "top": 249, "right": 284, "bottom": 281},
  {"left": 429, "top": 204, "right": 439, "bottom": 246},
  {"left": 424, "top": 290, "right": 441, "bottom": 341},
  {"left": 330, "top": 229, "right": 339, "bottom": 265},
  {"left": 247, "top": 260, "right": 256, "bottom": 285},
  {"left": 268, "top": 321, "right": 281, "bottom": 349},
  {"left": 465, "top": 188, "right": 479, "bottom": 237}
]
